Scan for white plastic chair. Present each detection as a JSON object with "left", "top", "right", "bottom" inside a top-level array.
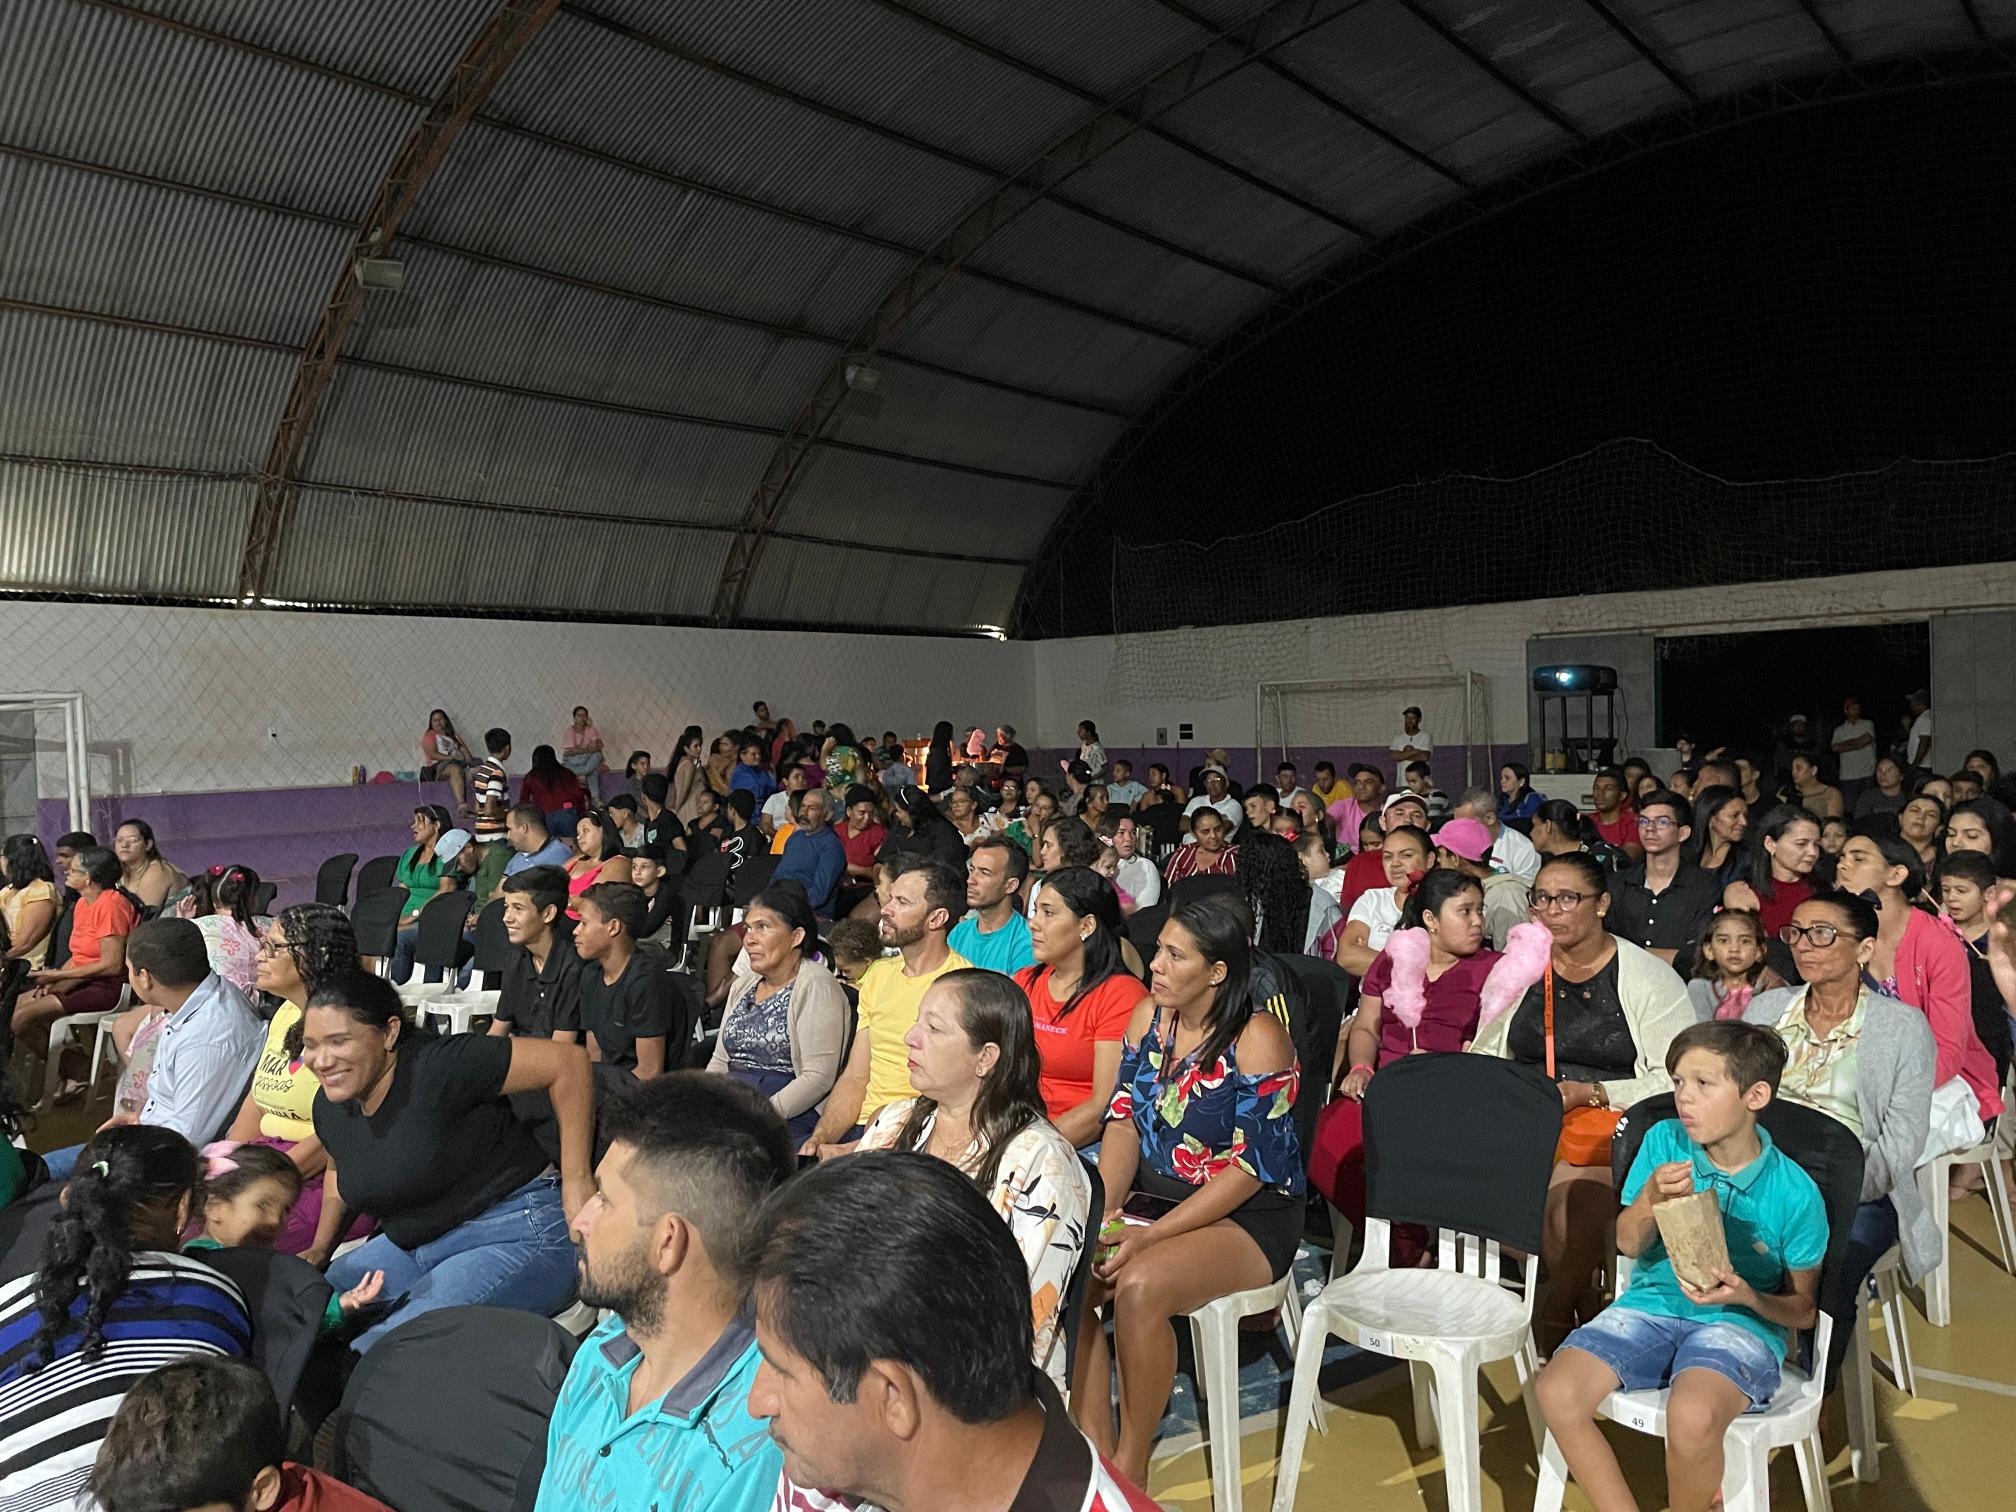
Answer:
[
  {"left": 37, "top": 987, "right": 131, "bottom": 1107},
  {"left": 1272, "top": 1223, "right": 1542, "bottom": 1512},
  {"left": 1918, "top": 1141, "right": 2016, "bottom": 1326},
  {"left": 1187, "top": 1274, "right": 1308, "bottom": 1512},
  {"left": 394, "top": 979, "right": 455, "bottom": 1009},
  {"left": 551, "top": 1299, "right": 600, "bottom": 1339},
  {"left": 418, "top": 992, "right": 500, "bottom": 1037},
  {"left": 1534, "top": 1302, "right": 1835, "bottom": 1512},
  {"left": 1842, "top": 1245, "right": 1914, "bottom": 1485}
]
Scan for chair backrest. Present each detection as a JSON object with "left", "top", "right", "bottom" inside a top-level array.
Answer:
[
  {"left": 1168, "top": 871, "right": 1240, "bottom": 908},
  {"left": 250, "top": 880, "right": 279, "bottom": 916},
  {"left": 1139, "top": 803, "right": 1184, "bottom": 851},
  {"left": 354, "top": 853, "right": 402, "bottom": 901},
  {"left": 729, "top": 852, "right": 781, "bottom": 906},
  {"left": 190, "top": 1247, "right": 332, "bottom": 1418},
  {"left": 349, "top": 886, "right": 409, "bottom": 958},
  {"left": 412, "top": 890, "right": 477, "bottom": 969},
  {"left": 1061, "top": 1155, "right": 1106, "bottom": 1384},
  {"left": 1362, "top": 1054, "right": 1563, "bottom": 1256},
  {"left": 332, "top": 1306, "right": 578, "bottom": 1512},
  {"left": 470, "top": 898, "right": 511, "bottom": 979},
  {"left": 315, "top": 852, "right": 359, "bottom": 908},
  {"left": 679, "top": 848, "right": 734, "bottom": 907},
  {"left": 0, "top": 957, "right": 30, "bottom": 1058},
  {"left": 1124, "top": 899, "right": 1168, "bottom": 965},
  {"left": 1275, "top": 952, "right": 1351, "bottom": 1152}
]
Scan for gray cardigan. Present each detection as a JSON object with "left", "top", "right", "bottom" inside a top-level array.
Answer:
[
  {"left": 708, "top": 957, "right": 850, "bottom": 1121},
  {"left": 1745, "top": 986, "right": 1941, "bottom": 1282}
]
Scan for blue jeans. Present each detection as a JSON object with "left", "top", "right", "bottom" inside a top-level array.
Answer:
[
  {"left": 1562, "top": 1306, "right": 1783, "bottom": 1409},
  {"left": 43, "top": 1143, "right": 83, "bottom": 1181},
  {"left": 1820, "top": 1196, "right": 1897, "bottom": 1384},
  {"left": 328, "top": 1172, "right": 576, "bottom": 1352},
  {"left": 387, "top": 927, "right": 447, "bottom": 987}
]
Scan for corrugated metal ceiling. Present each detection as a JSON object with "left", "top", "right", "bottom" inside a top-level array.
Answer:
[{"left": 0, "top": 0, "right": 2006, "bottom": 632}]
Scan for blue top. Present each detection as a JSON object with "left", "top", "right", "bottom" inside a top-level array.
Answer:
[
  {"left": 1616, "top": 1119, "right": 1829, "bottom": 1353},
  {"left": 1106, "top": 779, "right": 1148, "bottom": 808},
  {"left": 730, "top": 765, "right": 778, "bottom": 804},
  {"left": 776, "top": 826, "right": 846, "bottom": 916},
  {"left": 949, "top": 910, "right": 1036, "bottom": 976},
  {"left": 1497, "top": 791, "right": 1544, "bottom": 823},
  {"left": 505, "top": 837, "right": 572, "bottom": 877},
  {"left": 535, "top": 1314, "right": 778, "bottom": 1512},
  {"left": 1105, "top": 1006, "right": 1304, "bottom": 1195}
]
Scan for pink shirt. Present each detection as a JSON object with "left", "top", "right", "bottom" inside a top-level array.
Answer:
[
  {"left": 563, "top": 722, "right": 601, "bottom": 753},
  {"left": 1893, "top": 906, "right": 2004, "bottom": 1120}
]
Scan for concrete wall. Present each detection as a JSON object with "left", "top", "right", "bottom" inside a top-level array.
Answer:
[{"left": 1930, "top": 610, "right": 2016, "bottom": 772}]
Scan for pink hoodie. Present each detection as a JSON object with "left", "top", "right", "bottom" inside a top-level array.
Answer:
[{"left": 1893, "top": 906, "right": 2003, "bottom": 1120}]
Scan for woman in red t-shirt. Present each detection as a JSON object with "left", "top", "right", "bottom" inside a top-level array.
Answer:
[
  {"left": 1016, "top": 868, "right": 1148, "bottom": 1150},
  {"left": 1307, "top": 869, "right": 1500, "bottom": 1260},
  {"left": 13, "top": 844, "right": 139, "bottom": 1094},
  {"left": 1722, "top": 804, "right": 1820, "bottom": 938}
]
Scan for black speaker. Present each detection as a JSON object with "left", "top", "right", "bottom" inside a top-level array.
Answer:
[{"left": 1532, "top": 664, "right": 1618, "bottom": 693}]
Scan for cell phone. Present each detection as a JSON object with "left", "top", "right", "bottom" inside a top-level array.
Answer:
[{"left": 1121, "top": 1190, "right": 1180, "bottom": 1223}]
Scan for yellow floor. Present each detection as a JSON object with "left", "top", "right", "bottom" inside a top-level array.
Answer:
[{"left": 1148, "top": 1197, "right": 2016, "bottom": 1511}]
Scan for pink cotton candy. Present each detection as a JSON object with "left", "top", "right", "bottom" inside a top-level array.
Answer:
[
  {"left": 1714, "top": 982, "right": 1754, "bottom": 1021},
  {"left": 1478, "top": 922, "right": 1553, "bottom": 1029},
  {"left": 1382, "top": 928, "right": 1430, "bottom": 1029}
]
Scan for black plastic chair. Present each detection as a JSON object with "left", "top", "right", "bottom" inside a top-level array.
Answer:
[
  {"left": 350, "top": 886, "right": 408, "bottom": 962},
  {"left": 1124, "top": 899, "right": 1169, "bottom": 967},
  {"left": 1061, "top": 1156, "right": 1105, "bottom": 1384},
  {"left": 1277, "top": 952, "right": 1351, "bottom": 1151},
  {"left": 411, "top": 890, "right": 476, "bottom": 978},
  {"left": 250, "top": 880, "right": 279, "bottom": 915},
  {"left": 1138, "top": 802, "right": 1184, "bottom": 860},
  {"left": 1168, "top": 871, "right": 1241, "bottom": 908},
  {"left": 469, "top": 898, "right": 510, "bottom": 987},
  {"left": 354, "top": 854, "right": 402, "bottom": 903},
  {"left": 729, "top": 852, "right": 781, "bottom": 907},
  {"left": 315, "top": 852, "right": 359, "bottom": 908}
]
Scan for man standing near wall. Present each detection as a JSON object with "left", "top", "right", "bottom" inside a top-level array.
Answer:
[
  {"left": 1390, "top": 706, "right": 1432, "bottom": 785},
  {"left": 1906, "top": 688, "right": 1935, "bottom": 773},
  {"left": 1830, "top": 696, "right": 1877, "bottom": 810}
]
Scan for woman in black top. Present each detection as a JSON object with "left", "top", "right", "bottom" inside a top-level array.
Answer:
[
  {"left": 880, "top": 787, "right": 967, "bottom": 864},
  {"left": 924, "top": 721, "right": 956, "bottom": 795},
  {"left": 302, "top": 973, "right": 594, "bottom": 1352}
]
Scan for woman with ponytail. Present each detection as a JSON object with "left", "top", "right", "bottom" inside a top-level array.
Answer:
[
  {"left": 0, "top": 1126, "right": 250, "bottom": 1510},
  {"left": 1017, "top": 868, "right": 1149, "bottom": 1148}
]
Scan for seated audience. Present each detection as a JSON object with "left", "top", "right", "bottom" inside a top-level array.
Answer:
[
  {"left": 1937, "top": 847, "right": 1998, "bottom": 954},
  {"left": 1018, "top": 868, "right": 1147, "bottom": 1150},
  {"left": 1334, "top": 824, "right": 1433, "bottom": 976},
  {"left": 1162, "top": 806, "right": 1237, "bottom": 886},
  {"left": 1743, "top": 890, "right": 1937, "bottom": 1381},
  {"left": 748, "top": 1152, "right": 1157, "bottom": 1510},
  {"left": 1854, "top": 754, "right": 1909, "bottom": 820},
  {"left": 1723, "top": 804, "right": 1821, "bottom": 937},
  {"left": 0, "top": 834, "right": 59, "bottom": 970},
  {"left": 731, "top": 739, "right": 779, "bottom": 806},
  {"left": 1604, "top": 790, "right": 1722, "bottom": 967},
  {"left": 1897, "top": 789, "right": 1946, "bottom": 873},
  {"left": 1790, "top": 751, "right": 1844, "bottom": 820},
  {"left": 1428, "top": 817, "right": 1530, "bottom": 950},
  {"left": 521, "top": 744, "right": 590, "bottom": 821},
  {"left": 606, "top": 793, "right": 646, "bottom": 853},
  {"left": 1324, "top": 762, "right": 1386, "bottom": 844},
  {"left": 89, "top": 1356, "right": 394, "bottom": 1512},
  {"left": 1003, "top": 788, "right": 1056, "bottom": 858},
  {"left": 504, "top": 802, "right": 571, "bottom": 876},
  {"left": 855, "top": 970, "right": 1091, "bottom": 1390},
  {"left": 174, "top": 864, "right": 270, "bottom": 996},
  {"left": 114, "top": 819, "right": 188, "bottom": 917},
  {"left": 1498, "top": 762, "right": 1543, "bottom": 826},
  {"left": 883, "top": 785, "right": 966, "bottom": 864},
  {"left": 309, "top": 973, "right": 594, "bottom": 1346},
  {"left": 801, "top": 856, "right": 971, "bottom": 1155},
  {"left": 44, "top": 918, "right": 262, "bottom": 1182},
  {"left": 564, "top": 807, "right": 632, "bottom": 906},
  {"left": 1685, "top": 908, "right": 1785, "bottom": 1020},
  {"left": 625, "top": 842, "right": 681, "bottom": 946},
  {"left": 0, "top": 1126, "right": 251, "bottom": 1511},
  {"left": 760, "top": 762, "right": 811, "bottom": 837},
  {"left": 561, "top": 705, "right": 605, "bottom": 778},
  {"left": 1295, "top": 830, "right": 1343, "bottom": 908},
  {"left": 1181, "top": 766, "right": 1240, "bottom": 832},
  {"left": 14, "top": 845, "right": 137, "bottom": 1097},
  {"left": 1075, "top": 894, "right": 1302, "bottom": 1485},
  {"left": 538, "top": 1074, "right": 792, "bottom": 1512},
  {"left": 775, "top": 789, "right": 847, "bottom": 917},
  {"left": 1107, "top": 759, "right": 1146, "bottom": 809},
  {"left": 947, "top": 784, "right": 1002, "bottom": 847},
  {"left": 825, "top": 915, "right": 881, "bottom": 988},
  {"left": 949, "top": 836, "right": 1035, "bottom": 975},
  {"left": 1453, "top": 786, "right": 1543, "bottom": 881},
  {"left": 1945, "top": 794, "right": 2016, "bottom": 884},
  {"left": 385, "top": 804, "right": 455, "bottom": 983},
  {"left": 709, "top": 884, "right": 849, "bottom": 1144},
  {"left": 1682, "top": 786, "right": 1751, "bottom": 886},
  {"left": 1469, "top": 853, "right": 1694, "bottom": 1352},
  {"left": 491, "top": 867, "right": 584, "bottom": 1041},
  {"left": 1238, "top": 830, "right": 1341, "bottom": 955},
  {"left": 637, "top": 771, "right": 686, "bottom": 852},
  {"left": 1586, "top": 768, "right": 1642, "bottom": 860},
  {"left": 1310, "top": 869, "right": 1500, "bottom": 1259},
  {"left": 220, "top": 904, "right": 368, "bottom": 1254},
  {"left": 1537, "top": 1022, "right": 1826, "bottom": 1512},
  {"left": 1030, "top": 817, "right": 1101, "bottom": 916},
  {"left": 421, "top": 707, "right": 472, "bottom": 814},
  {"left": 574, "top": 883, "right": 674, "bottom": 1083},
  {"left": 1104, "top": 813, "right": 1162, "bottom": 911}
]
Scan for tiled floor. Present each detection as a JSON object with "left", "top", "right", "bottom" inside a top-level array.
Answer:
[{"left": 1148, "top": 1196, "right": 2016, "bottom": 1511}]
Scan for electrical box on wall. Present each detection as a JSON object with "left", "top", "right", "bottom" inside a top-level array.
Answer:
[
  {"left": 1178, "top": 723, "right": 1193, "bottom": 741},
  {"left": 1155, "top": 727, "right": 1167, "bottom": 744}
]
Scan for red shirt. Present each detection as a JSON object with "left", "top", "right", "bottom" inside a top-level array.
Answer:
[
  {"left": 277, "top": 1465, "right": 395, "bottom": 1512},
  {"left": 841, "top": 821, "right": 887, "bottom": 871},
  {"left": 1017, "top": 965, "right": 1147, "bottom": 1121},
  {"left": 1756, "top": 876, "right": 1814, "bottom": 938},
  {"left": 1337, "top": 849, "right": 1390, "bottom": 911},
  {"left": 68, "top": 888, "right": 138, "bottom": 966},
  {"left": 1590, "top": 806, "right": 1638, "bottom": 849},
  {"left": 520, "top": 767, "right": 588, "bottom": 815},
  {"left": 1361, "top": 948, "right": 1499, "bottom": 1060}
]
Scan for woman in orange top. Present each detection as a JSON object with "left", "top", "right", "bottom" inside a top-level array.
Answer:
[
  {"left": 12, "top": 845, "right": 138, "bottom": 1093},
  {"left": 1016, "top": 867, "right": 1148, "bottom": 1150}
]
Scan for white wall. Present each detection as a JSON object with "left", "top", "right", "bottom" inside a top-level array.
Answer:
[
  {"left": 0, "top": 602, "right": 1034, "bottom": 796},
  {"left": 1032, "top": 561, "right": 2016, "bottom": 754}
]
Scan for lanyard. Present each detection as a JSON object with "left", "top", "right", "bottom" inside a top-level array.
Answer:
[{"left": 1543, "top": 963, "right": 1557, "bottom": 1081}]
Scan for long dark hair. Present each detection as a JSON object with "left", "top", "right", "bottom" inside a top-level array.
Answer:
[
  {"left": 1235, "top": 831, "right": 1312, "bottom": 953},
  {"left": 1531, "top": 798, "right": 1588, "bottom": 853},
  {"left": 893, "top": 970, "right": 1048, "bottom": 1193},
  {"left": 1, "top": 833, "right": 54, "bottom": 888},
  {"left": 33, "top": 1126, "right": 200, "bottom": 1368},
  {"left": 115, "top": 819, "right": 162, "bottom": 862},
  {"left": 1683, "top": 785, "right": 1746, "bottom": 867},
  {"left": 1947, "top": 796, "right": 2016, "bottom": 879},
  {"left": 184, "top": 865, "right": 261, "bottom": 933},
  {"left": 576, "top": 807, "right": 623, "bottom": 864},
  {"left": 1399, "top": 867, "right": 1483, "bottom": 932},
  {"left": 1866, "top": 832, "right": 1935, "bottom": 910},
  {"left": 675, "top": 727, "right": 704, "bottom": 763},
  {"left": 1031, "top": 868, "right": 1128, "bottom": 1020},
  {"left": 528, "top": 744, "right": 567, "bottom": 781},
  {"left": 1500, "top": 762, "right": 1533, "bottom": 806},
  {"left": 1162, "top": 895, "right": 1255, "bottom": 1080},
  {"left": 274, "top": 904, "right": 363, "bottom": 1054},
  {"left": 929, "top": 721, "right": 955, "bottom": 760},
  {"left": 1747, "top": 804, "right": 1819, "bottom": 898},
  {"left": 428, "top": 708, "right": 460, "bottom": 745}
]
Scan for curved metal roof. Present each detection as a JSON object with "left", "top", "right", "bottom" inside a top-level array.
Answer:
[{"left": 2, "top": 0, "right": 2008, "bottom": 630}]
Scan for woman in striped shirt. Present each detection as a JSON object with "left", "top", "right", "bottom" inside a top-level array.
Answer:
[{"left": 0, "top": 1126, "right": 251, "bottom": 1511}]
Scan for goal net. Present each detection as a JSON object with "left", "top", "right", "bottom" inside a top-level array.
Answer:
[{"left": 1256, "top": 675, "right": 1492, "bottom": 792}]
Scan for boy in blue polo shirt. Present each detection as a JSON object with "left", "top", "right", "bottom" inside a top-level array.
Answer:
[{"left": 1537, "top": 1020, "right": 1827, "bottom": 1512}]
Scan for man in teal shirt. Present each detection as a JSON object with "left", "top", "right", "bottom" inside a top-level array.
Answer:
[
  {"left": 947, "top": 837, "right": 1035, "bottom": 976},
  {"left": 535, "top": 1074, "right": 793, "bottom": 1512}
]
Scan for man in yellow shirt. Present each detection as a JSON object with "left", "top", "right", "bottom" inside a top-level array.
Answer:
[
  {"left": 799, "top": 853, "right": 971, "bottom": 1154},
  {"left": 1311, "top": 759, "right": 1349, "bottom": 808}
]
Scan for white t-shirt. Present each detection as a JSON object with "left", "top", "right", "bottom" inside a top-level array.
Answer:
[
  {"left": 761, "top": 790, "right": 793, "bottom": 831},
  {"left": 1491, "top": 823, "right": 1542, "bottom": 881},
  {"left": 1831, "top": 718, "right": 1877, "bottom": 782},
  {"left": 1346, "top": 887, "right": 1404, "bottom": 954},
  {"left": 1182, "top": 794, "right": 1241, "bottom": 827},
  {"left": 1115, "top": 855, "right": 1161, "bottom": 908},
  {"left": 1391, "top": 728, "right": 1432, "bottom": 782},
  {"left": 1908, "top": 710, "right": 1935, "bottom": 771}
]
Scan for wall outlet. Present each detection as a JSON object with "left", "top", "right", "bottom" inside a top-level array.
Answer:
[{"left": 266, "top": 727, "right": 279, "bottom": 740}]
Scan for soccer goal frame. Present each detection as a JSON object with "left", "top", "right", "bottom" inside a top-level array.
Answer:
[{"left": 1254, "top": 673, "right": 1493, "bottom": 791}]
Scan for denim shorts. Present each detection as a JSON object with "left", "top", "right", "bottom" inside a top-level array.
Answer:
[{"left": 1561, "top": 1306, "right": 1783, "bottom": 1409}]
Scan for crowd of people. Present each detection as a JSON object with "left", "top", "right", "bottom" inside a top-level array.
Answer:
[{"left": 0, "top": 688, "right": 2010, "bottom": 1512}]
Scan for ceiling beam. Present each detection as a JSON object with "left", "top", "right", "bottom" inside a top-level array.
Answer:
[
  {"left": 1958, "top": 1, "right": 1987, "bottom": 43},
  {"left": 234, "top": 0, "right": 563, "bottom": 603},
  {"left": 710, "top": 0, "right": 1365, "bottom": 627},
  {"left": 1792, "top": 0, "right": 1853, "bottom": 65},
  {"left": 1578, "top": 0, "right": 1699, "bottom": 101},
  {"left": 1390, "top": 1, "right": 1590, "bottom": 142},
  {"left": 79, "top": 0, "right": 1203, "bottom": 352}
]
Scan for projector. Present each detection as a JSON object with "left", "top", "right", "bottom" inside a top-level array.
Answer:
[{"left": 1532, "top": 664, "right": 1617, "bottom": 693}]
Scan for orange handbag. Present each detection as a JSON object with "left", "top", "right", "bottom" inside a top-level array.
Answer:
[{"left": 1545, "top": 963, "right": 1623, "bottom": 1166}]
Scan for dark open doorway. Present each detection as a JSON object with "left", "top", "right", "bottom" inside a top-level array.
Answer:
[{"left": 1655, "top": 622, "right": 1930, "bottom": 771}]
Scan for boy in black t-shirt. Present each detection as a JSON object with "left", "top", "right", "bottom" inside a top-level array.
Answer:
[
  {"left": 573, "top": 882, "right": 678, "bottom": 1084},
  {"left": 489, "top": 866, "right": 582, "bottom": 1042}
]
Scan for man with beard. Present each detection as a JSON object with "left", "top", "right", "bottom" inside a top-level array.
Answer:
[{"left": 535, "top": 1073, "right": 793, "bottom": 1512}]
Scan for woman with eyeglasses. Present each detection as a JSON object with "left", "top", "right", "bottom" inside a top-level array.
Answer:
[
  {"left": 1469, "top": 852, "right": 1693, "bottom": 1352},
  {"left": 1740, "top": 891, "right": 1938, "bottom": 1382}
]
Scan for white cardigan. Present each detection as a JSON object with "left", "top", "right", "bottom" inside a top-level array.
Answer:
[{"left": 1469, "top": 937, "right": 1696, "bottom": 1111}]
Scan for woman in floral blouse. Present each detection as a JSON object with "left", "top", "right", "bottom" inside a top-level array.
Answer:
[
  {"left": 1072, "top": 893, "right": 1303, "bottom": 1484},
  {"left": 854, "top": 968, "right": 1091, "bottom": 1393}
]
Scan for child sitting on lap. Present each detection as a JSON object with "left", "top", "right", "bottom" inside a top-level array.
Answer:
[{"left": 1536, "top": 1020, "right": 1827, "bottom": 1512}]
